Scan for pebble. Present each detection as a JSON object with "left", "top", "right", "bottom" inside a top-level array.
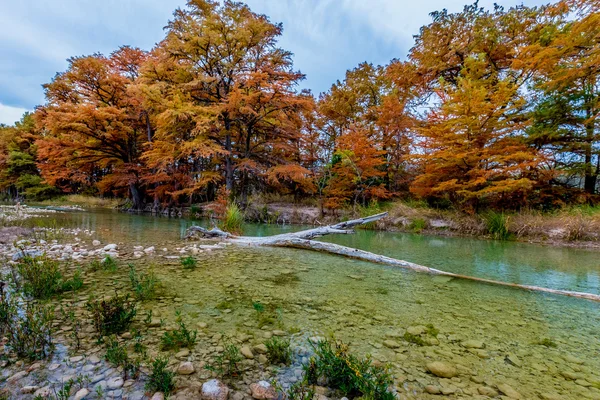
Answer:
[
  {"left": 74, "top": 388, "right": 90, "bottom": 400},
  {"left": 177, "top": 361, "right": 195, "bottom": 375},
  {"left": 253, "top": 344, "right": 268, "bottom": 354},
  {"left": 241, "top": 346, "right": 254, "bottom": 359},
  {"left": 497, "top": 383, "right": 521, "bottom": 399},
  {"left": 107, "top": 376, "right": 124, "bottom": 390}
]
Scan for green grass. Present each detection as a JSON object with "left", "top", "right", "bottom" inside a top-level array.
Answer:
[
  {"left": 146, "top": 357, "right": 175, "bottom": 396},
  {"left": 128, "top": 264, "right": 159, "bottom": 301},
  {"left": 483, "top": 211, "right": 512, "bottom": 240},
  {"left": 180, "top": 256, "right": 197, "bottom": 270},
  {"left": 219, "top": 203, "right": 244, "bottom": 234},
  {"left": 265, "top": 337, "right": 293, "bottom": 365},
  {"left": 160, "top": 311, "right": 197, "bottom": 351}
]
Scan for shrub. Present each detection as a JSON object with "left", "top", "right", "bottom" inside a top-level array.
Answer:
[
  {"left": 146, "top": 357, "right": 175, "bottom": 396},
  {"left": 90, "top": 256, "right": 118, "bottom": 272},
  {"left": 180, "top": 256, "right": 197, "bottom": 270},
  {"left": 307, "top": 337, "right": 394, "bottom": 400},
  {"left": 16, "top": 256, "right": 83, "bottom": 299},
  {"left": 17, "top": 256, "right": 62, "bottom": 299},
  {"left": 265, "top": 337, "right": 293, "bottom": 365},
  {"left": 483, "top": 211, "right": 512, "bottom": 240},
  {"left": 219, "top": 203, "right": 244, "bottom": 234},
  {"left": 128, "top": 264, "right": 159, "bottom": 301},
  {"left": 105, "top": 335, "right": 139, "bottom": 378},
  {"left": 408, "top": 218, "right": 427, "bottom": 233},
  {"left": 160, "top": 311, "right": 197, "bottom": 351},
  {"left": 286, "top": 381, "right": 315, "bottom": 400},
  {"left": 86, "top": 294, "right": 137, "bottom": 336},
  {"left": 206, "top": 341, "right": 242, "bottom": 378},
  {"left": 6, "top": 302, "right": 54, "bottom": 360}
]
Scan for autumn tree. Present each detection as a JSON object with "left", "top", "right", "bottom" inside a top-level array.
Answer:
[
  {"left": 408, "top": 3, "right": 551, "bottom": 209},
  {"left": 528, "top": 0, "right": 600, "bottom": 194},
  {"left": 36, "top": 46, "right": 150, "bottom": 208},
  {"left": 323, "top": 128, "right": 390, "bottom": 210},
  {"left": 140, "top": 0, "right": 312, "bottom": 205},
  {"left": 0, "top": 113, "right": 57, "bottom": 200}
]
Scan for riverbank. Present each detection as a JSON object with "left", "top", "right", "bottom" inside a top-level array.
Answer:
[{"left": 242, "top": 200, "right": 600, "bottom": 249}]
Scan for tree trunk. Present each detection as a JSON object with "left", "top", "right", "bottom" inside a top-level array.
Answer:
[
  {"left": 185, "top": 212, "right": 600, "bottom": 303},
  {"left": 224, "top": 116, "right": 234, "bottom": 192},
  {"left": 129, "top": 183, "right": 143, "bottom": 210}
]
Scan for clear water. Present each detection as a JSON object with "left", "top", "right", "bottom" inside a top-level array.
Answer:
[{"left": 32, "top": 208, "right": 600, "bottom": 399}]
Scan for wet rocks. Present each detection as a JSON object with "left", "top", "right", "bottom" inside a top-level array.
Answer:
[
  {"left": 478, "top": 386, "right": 499, "bottom": 397},
  {"left": 201, "top": 379, "right": 229, "bottom": 400},
  {"left": 426, "top": 361, "right": 457, "bottom": 378},
  {"left": 74, "top": 388, "right": 90, "bottom": 400},
  {"left": 250, "top": 381, "right": 277, "bottom": 399},
  {"left": 497, "top": 383, "right": 521, "bottom": 399},
  {"left": 241, "top": 346, "right": 254, "bottom": 359},
  {"left": 177, "top": 361, "right": 195, "bottom": 375},
  {"left": 103, "top": 243, "right": 118, "bottom": 252},
  {"left": 7, "top": 370, "right": 28, "bottom": 383},
  {"left": 253, "top": 343, "right": 268, "bottom": 354},
  {"left": 383, "top": 339, "right": 401, "bottom": 349},
  {"left": 461, "top": 339, "right": 485, "bottom": 349},
  {"left": 107, "top": 376, "right": 124, "bottom": 390}
]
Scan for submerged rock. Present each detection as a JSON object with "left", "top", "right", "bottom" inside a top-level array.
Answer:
[
  {"left": 497, "top": 383, "right": 521, "bottom": 399},
  {"left": 426, "top": 361, "right": 457, "bottom": 378}
]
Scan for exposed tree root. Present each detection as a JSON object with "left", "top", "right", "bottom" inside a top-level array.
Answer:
[{"left": 186, "top": 212, "right": 600, "bottom": 302}]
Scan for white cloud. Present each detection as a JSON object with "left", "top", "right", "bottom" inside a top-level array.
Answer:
[{"left": 0, "top": 103, "right": 29, "bottom": 126}]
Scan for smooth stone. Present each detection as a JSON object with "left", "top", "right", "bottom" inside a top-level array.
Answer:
[
  {"left": 21, "top": 386, "right": 39, "bottom": 394},
  {"left": 176, "top": 349, "right": 190, "bottom": 358},
  {"left": 462, "top": 340, "right": 485, "bottom": 349},
  {"left": 74, "top": 388, "right": 90, "bottom": 400},
  {"left": 7, "top": 370, "right": 28, "bottom": 383},
  {"left": 151, "top": 393, "right": 165, "bottom": 400},
  {"left": 427, "top": 361, "right": 457, "bottom": 378},
  {"left": 425, "top": 385, "right": 441, "bottom": 394},
  {"left": 478, "top": 386, "right": 499, "bottom": 397},
  {"left": 88, "top": 355, "right": 101, "bottom": 364},
  {"left": 241, "top": 346, "right": 254, "bottom": 359},
  {"left": 253, "top": 344, "right": 268, "bottom": 354},
  {"left": 92, "top": 240, "right": 101, "bottom": 246},
  {"left": 383, "top": 340, "right": 401, "bottom": 349},
  {"left": 70, "top": 355, "right": 84, "bottom": 363},
  {"left": 107, "top": 376, "right": 124, "bottom": 390},
  {"left": 497, "top": 383, "right": 521, "bottom": 399},
  {"left": 177, "top": 361, "right": 195, "bottom": 375}
]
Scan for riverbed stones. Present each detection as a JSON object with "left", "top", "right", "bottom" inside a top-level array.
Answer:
[
  {"left": 176, "top": 349, "right": 190, "bottom": 359},
  {"left": 74, "top": 388, "right": 90, "bottom": 400},
  {"left": 406, "top": 325, "right": 426, "bottom": 336},
  {"left": 426, "top": 361, "right": 457, "bottom": 378},
  {"left": 201, "top": 379, "right": 229, "bottom": 400},
  {"left": 92, "top": 240, "right": 101, "bottom": 246},
  {"left": 7, "top": 370, "right": 28, "bottom": 383},
  {"left": 478, "top": 386, "right": 499, "bottom": 397},
  {"left": 497, "top": 383, "right": 521, "bottom": 399},
  {"left": 151, "top": 393, "right": 165, "bottom": 400},
  {"left": 250, "top": 381, "right": 277, "bottom": 399},
  {"left": 241, "top": 346, "right": 254, "bottom": 359},
  {"left": 103, "top": 243, "right": 118, "bottom": 251},
  {"left": 425, "top": 385, "right": 441, "bottom": 394},
  {"left": 462, "top": 339, "right": 485, "bottom": 349},
  {"left": 383, "top": 339, "right": 401, "bottom": 349},
  {"left": 177, "top": 361, "right": 195, "bottom": 375},
  {"left": 253, "top": 343, "right": 268, "bottom": 354},
  {"left": 107, "top": 376, "right": 124, "bottom": 390}
]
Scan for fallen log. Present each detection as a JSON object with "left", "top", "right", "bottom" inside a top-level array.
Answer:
[{"left": 185, "top": 212, "right": 600, "bottom": 302}]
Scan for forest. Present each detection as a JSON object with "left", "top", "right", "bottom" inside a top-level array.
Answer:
[{"left": 0, "top": 0, "right": 598, "bottom": 214}]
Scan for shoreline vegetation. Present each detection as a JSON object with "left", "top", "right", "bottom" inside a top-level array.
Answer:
[{"left": 3, "top": 195, "right": 600, "bottom": 249}]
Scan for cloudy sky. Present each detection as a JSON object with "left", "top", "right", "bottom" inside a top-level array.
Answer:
[{"left": 0, "top": 0, "right": 548, "bottom": 125}]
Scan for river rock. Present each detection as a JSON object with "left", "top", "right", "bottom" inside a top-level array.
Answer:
[
  {"left": 426, "top": 361, "right": 457, "bottom": 378},
  {"left": 176, "top": 349, "right": 190, "bottom": 358},
  {"left": 253, "top": 344, "right": 268, "bottom": 354},
  {"left": 478, "top": 386, "right": 499, "bottom": 397},
  {"left": 74, "top": 388, "right": 90, "bottom": 400},
  {"left": 151, "top": 393, "right": 165, "bottom": 400},
  {"left": 7, "top": 370, "right": 28, "bottom": 383},
  {"left": 201, "top": 379, "right": 229, "bottom": 400},
  {"left": 406, "top": 325, "right": 426, "bottom": 336},
  {"left": 103, "top": 243, "right": 118, "bottom": 251},
  {"left": 241, "top": 346, "right": 254, "bottom": 359},
  {"left": 425, "top": 385, "right": 441, "bottom": 394},
  {"left": 462, "top": 340, "right": 485, "bottom": 349},
  {"left": 177, "top": 361, "right": 195, "bottom": 375},
  {"left": 107, "top": 376, "right": 124, "bottom": 390},
  {"left": 383, "top": 340, "right": 401, "bottom": 349},
  {"left": 497, "top": 383, "right": 521, "bottom": 399},
  {"left": 144, "top": 246, "right": 155, "bottom": 254},
  {"left": 250, "top": 381, "right": 277, "bottom": 399},
  {"left": 92, "top": 240, "right": 101, "bottom": 246}
]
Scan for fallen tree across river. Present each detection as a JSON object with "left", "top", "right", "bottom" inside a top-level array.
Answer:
[{"left": 185, "top": 212, "right": 600, "bottom": 303}]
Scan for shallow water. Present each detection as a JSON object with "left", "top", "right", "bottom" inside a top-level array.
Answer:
[{"left": 26, "top": 209, "right": 600, "bottom": 398}]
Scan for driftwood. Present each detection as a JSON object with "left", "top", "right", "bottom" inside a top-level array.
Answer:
[{"left": 186, "top": 212, "right": 600, "bottom": 302}]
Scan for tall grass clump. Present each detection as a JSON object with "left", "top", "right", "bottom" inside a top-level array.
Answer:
[
  {"left": 483, "top": 211, "right": 512, "bottom": 240},
  {"left": 146, "top": 357, "right": 175, "bottom": 396},
  {"left": 219, "top": 203, "right": 244, "bottom": 234}
]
